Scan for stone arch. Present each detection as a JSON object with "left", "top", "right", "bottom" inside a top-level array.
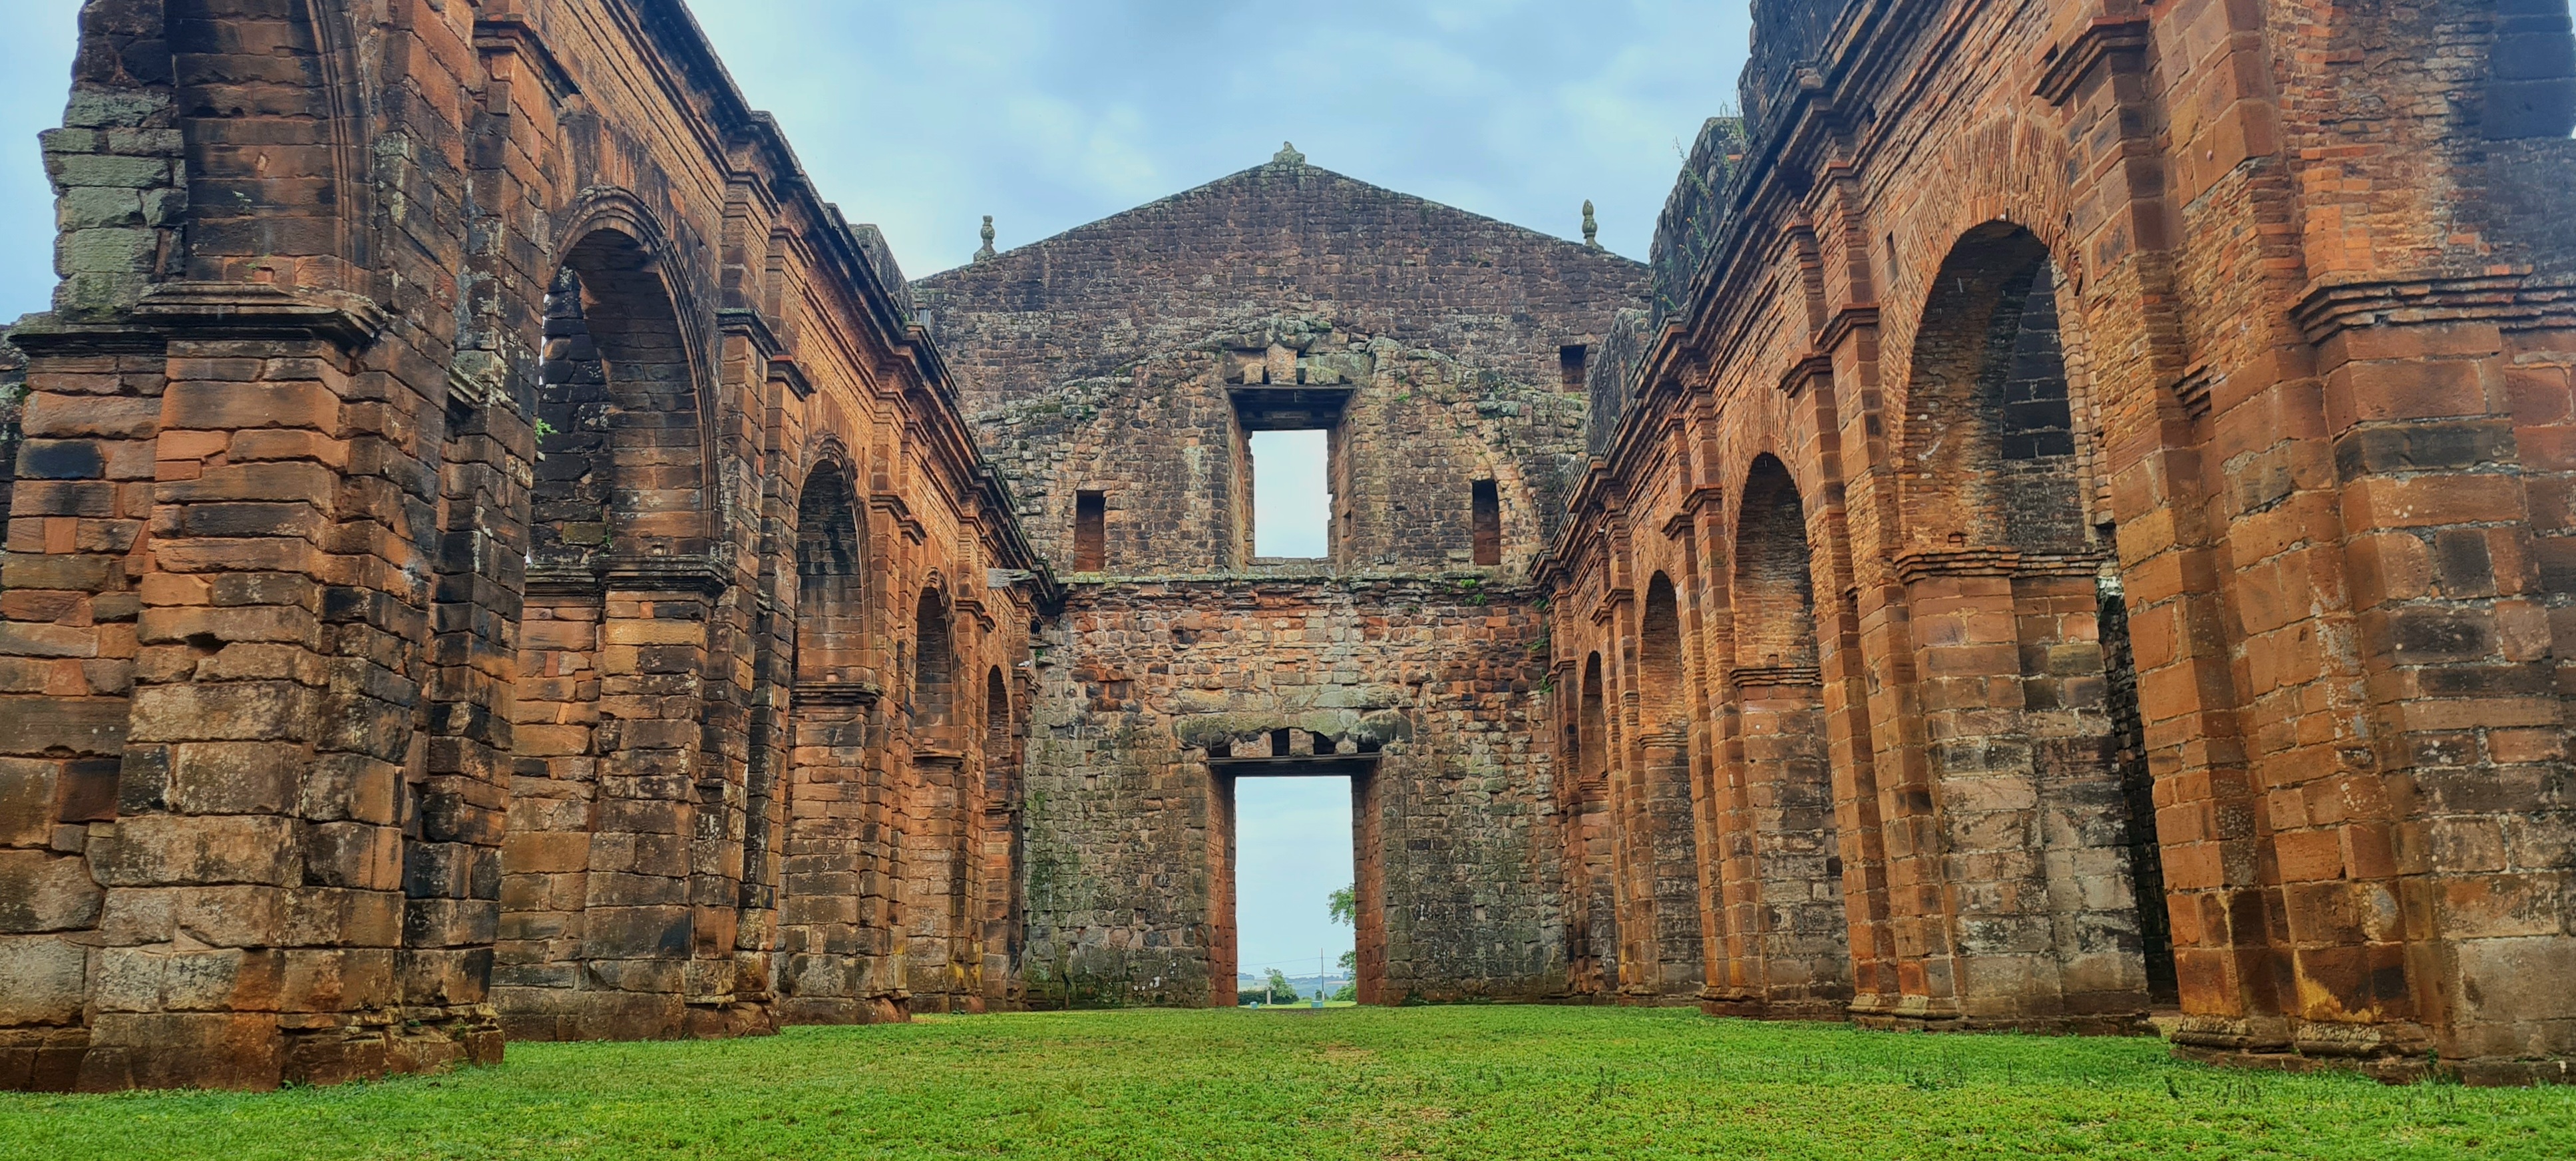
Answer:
[
  {"left": 1638, "top": 574, "right": 1686, "bottom": 736},
  {"left": 1733, "top": 457, "right": 1818, "bottom": 672},
  {"left": 498, "top": 222, "right": 723, "bottom": 1043},
  {"left": 1579, "top": 651, "right": 1608, "bottom": 780},
  {"left": 166, "top": 0, "right": 377, "bottom": 290},
  {"left": 794, "top": 457, "right": 868, "bottom": 686},
  {"left": 1896, "top": 222, "right": 2089, "bottom": 558},
  {"left": 980, "top": 664, "right": 1023, "bottom": 1005},
  {"left": 1893, "top": 222, "right": 2155, "bottom": 1022},
  {"left": 984, "top": 665, "right": 1015, "bottom": 789},
  {"left": 1624, "top": 574, "right": 1704, "bottom": 999},
  {"left": 532, "top": 226, "right": 713, "bottom": 571},
  {"left": 913, "top": 584, "right": 958, "bottom": 743},
  {"left": 1730, "top": 453, "right": 1850, "bottom": 1011},
  {"left": 902, "top": 581, "right": 974, "bottom": 1009},
  {"left": 1568, "top": 650, "right": 1616, "bottom": 991}
]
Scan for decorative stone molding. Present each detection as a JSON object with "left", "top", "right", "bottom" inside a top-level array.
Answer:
[
  {"left": 1730, "top": 664, "right": 1825, "bottom": 692},
  {"left": 2290, "top": 272, "right": 2576, "bottom": 346},
  {"left": 2034, "top": 16, "right": 2151, "bottom": 107}
]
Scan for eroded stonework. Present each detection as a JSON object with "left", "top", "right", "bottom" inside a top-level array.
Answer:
[
  {"left": 0, "top": 0, "right": 1043, "bottom": 1090},
  {"left": 3, "top": 0, "right": 2574, "bottom": 1092},
  {"left": 918, "top": 155, "right": 1642, "bottom": 1005}
]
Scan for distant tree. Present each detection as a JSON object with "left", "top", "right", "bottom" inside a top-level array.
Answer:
[
  {"left": 1330, "top": 885, "right": 1359, "bottom": 978},
  {"left": 1332, "top": 981, "right": 1357, "bottom": 1003}
]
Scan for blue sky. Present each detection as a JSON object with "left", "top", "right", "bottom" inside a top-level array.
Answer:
[{"left": 0, "top": 0, "right": 1755, "bottom": 981}]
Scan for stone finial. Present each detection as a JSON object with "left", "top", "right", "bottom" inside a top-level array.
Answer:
[
  {"left": 1273, "top": 140, "right": 1306, "bottom": 166},
  {"left": 974, "top": 215, "right": 997, "bottom": 262},
  {"left": 1582, "top": 200, "right": 1600, "bottom": 250}
]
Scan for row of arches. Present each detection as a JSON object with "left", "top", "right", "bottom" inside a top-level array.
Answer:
[
  {"left": 472, "top": 222, "right": 1027, "bottom": 1037},
  {"left": 1558, "top": 222, "right": 2171, "bottom": 1026}
]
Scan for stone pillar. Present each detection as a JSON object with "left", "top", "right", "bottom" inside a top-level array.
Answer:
[
  {"left": 775, "top": 688, "right": 896, "bottom": 1024},
  {"left": 585, "top": 578, "right": 715, "bottom": 1039},
  {"left": 0, "top": 282, "right": 506, "bottom": 1090},
  {"left": 2310, "top": 316, "right": 2576, "bottom": 1079},
  {"left": 494, "top": 585, "right": 600, "bottom": 1041}
]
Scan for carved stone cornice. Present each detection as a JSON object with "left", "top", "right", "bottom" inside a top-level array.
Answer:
[
  {"left": 13, "top": 284, "right": 389, "bottom": 357},
  {"left": 767, "top": 351, "right": 813, "bottom": 400},
  {"left": 598, "top": 554, "right": 733, "bottom": 596},
  {"left": 718, "top": 306, "right": 783, "bottom": 359},
  {"left": 791, "top": 680, "right": 881, "bottom": 709},
  {"left": 1892, "top": 547, "right": 2106, "bottom": 583},
  {"left": 524, "top": 561, "right": 603, "bottom": 600},
  {"left": 474, "top": 14, "right": 582, "bottom": 104},
  {"left": 872, "top": 492, "right": 926, "bottom": 543},
  {"left": 1730, "top": 664, "right": 1823, "bottom": 692},
  {"left": 1815, "top": 304, "right": 1879, "bottom": 353},
  {"left": 2034, "top": 16, "right": 2151, "bottom": 107},
  {"left": 1661, "top": 486, "right": 1724, "bottom": 539},
  {"left": 1893, "top": 547, "right": 2019, "bottom": 582},
  {"left": 3, "top": 318, "right": 161, "bottom": 356},
  {"left": 1777, "top": 350, "right": 1834, "bottom": 397},
  {"left": 2290, "top": 272, "right": 2576, "bottom": 346}
]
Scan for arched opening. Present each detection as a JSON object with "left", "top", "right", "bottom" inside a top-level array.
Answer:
[
  {"left": 1638, "top": 575, "right": 1686, "bottom": 735},
  {"left": 905, "top": 586, "right": 969, "bottom": 1009},
  {"left": 1901, "top": 222, "right": 2165, "bottom": 1015},
  {"left": 1901, "top": 224, "right": 2084, "bottom": 559},
  {"left": 983, "top": 666, "right": 1023, "bottom": 1006},
  {"left": 531, "top": 230, "right": 709, "bottom": 571},
  {"left": 498, "top": 226, "right": 713, "bottom": 1041},
  {"left": 1732, "top": 455, "right": 1850, "bottom": 1011},
  {"left": 1569, "top": 652, "right": 1615, "bottom": 992},
  {"left": 914, "top": 588, "right": 956, "bottom": 740},
  {"left": 1580, "top": 652, "right": 1608, "bottom": 780},
  {"left": 795, "top": 461, "right": 867, "bottom": 686},
  {"left": 1629, "top": 575, "right": 1703, "bottom": 997}
]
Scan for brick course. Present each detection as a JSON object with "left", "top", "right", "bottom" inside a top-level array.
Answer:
[
  {"left": 0, "top": 0, "right": 1043, "bottom": 1090},
  {"left": 1, "top": 0, "right": 2571, "bottom": 1093}
]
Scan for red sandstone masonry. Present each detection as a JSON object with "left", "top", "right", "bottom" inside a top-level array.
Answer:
[
  {"left": 3, "top": 0, "right": 2572, "bottom": 1094},
  {"left": 0, "top": 0, "right": 1045, "bottom": 1090},
  {"left": 1546, "top": 0, "right": 2576, "bottom": 1082}
]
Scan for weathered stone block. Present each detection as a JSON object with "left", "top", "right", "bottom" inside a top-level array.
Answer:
[{"left": 90, "top": 814, "right": 299, "bottom": 887}]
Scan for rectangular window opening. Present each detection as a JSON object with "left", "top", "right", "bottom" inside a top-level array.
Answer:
[
  {"left": 1073, "top": 490, "right": 1106, "bottom": 571},
  {"left": 1559, "top": 344, "right": 1588, "bottom": 391},
  {"left": 1250, "top": 429, "right": 1332, "bottom": 559},
  {"left": 1471, "top": 479, "right": 1501, "bottom": 566}
]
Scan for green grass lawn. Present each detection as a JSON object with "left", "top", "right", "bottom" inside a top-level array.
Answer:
[{"left": 5, "top": 1007, "right": 2570, "bottom": 1160}]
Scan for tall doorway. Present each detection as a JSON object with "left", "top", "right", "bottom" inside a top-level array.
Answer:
[{"left": 1210, "top": 746, "right": 1380, "bottom": 1005}]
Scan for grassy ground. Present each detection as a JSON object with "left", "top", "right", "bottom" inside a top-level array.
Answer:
[{"left": 4, "top": 1007, "right": 2569, "bottom": 1160}]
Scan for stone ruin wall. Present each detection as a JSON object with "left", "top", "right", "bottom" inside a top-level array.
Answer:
[
  {"left": 918, "top": 155, "right": 1644, "bottom": 1005},
  {"left": 0, "top": 0, "right": 1046, "bottom": 1090},
  {"left": 1548, "top": 0, "right": 2576, "bottom": 1083},
  {"left": 968, "top": 320, "right": 1588, "bottom": 575},
  {"left": 1, "top": 0, "right": 2573, "bottom": 1096},
  {"left": 1021, "top": 578, "right": 1558, "bottom": 1007}
]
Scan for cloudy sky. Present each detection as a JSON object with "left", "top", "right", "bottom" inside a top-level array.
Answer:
[{"left": 0, "top": 0, "right": 1753, "bottom": 982}]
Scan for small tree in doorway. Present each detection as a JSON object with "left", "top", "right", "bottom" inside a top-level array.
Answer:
[{"left": 1330, "top": 885, "right": 1357, "bottom": 992}]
